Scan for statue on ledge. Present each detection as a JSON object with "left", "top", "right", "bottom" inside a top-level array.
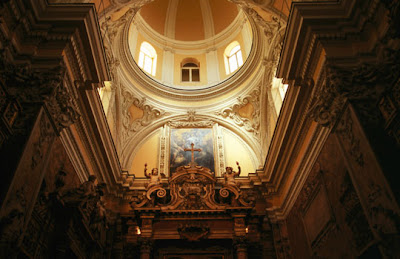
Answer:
[
  {"left": 62, "top": 175, "right": 97, "bottom": 207},
  {"left": 144, "top": 164, "right": 162, "bottom": 189},
  {"left": 223, "top": 161, "right": 241, "bottom": 186}
]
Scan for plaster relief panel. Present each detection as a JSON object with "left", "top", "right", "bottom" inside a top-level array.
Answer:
[
  {"left": 215, "top": 87, "right": 261, "bottom": 141},
  {"left": 121, "top": 90, "right": 168, "bottom": 142}
]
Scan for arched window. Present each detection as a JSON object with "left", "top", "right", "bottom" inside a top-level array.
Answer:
[
  {"left": 181, "top": 58, "right": 200, "bottom": 82},
  {"left": 224, "top": 41, "right": 243, "bottom": 75},
  {"left": 138, "top": 41, "right": 157, "bottom": 76}
]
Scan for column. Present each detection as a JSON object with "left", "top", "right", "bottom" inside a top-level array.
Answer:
[
  {"left": 233, "top": 213, "right": 248, "bottom": 259},
  {"left": 139, "top": 238, "right": 153, "bottom": 259},
  {"left": 162, "top": 49, "right": 175, "bottom": 86},
  {"left": 206, "top": 49, "right": 220, "bottom": 85}
]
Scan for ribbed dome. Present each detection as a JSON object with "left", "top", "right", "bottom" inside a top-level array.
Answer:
[{"left": 139, "top": 0, "right": 239, "bottom": 41}]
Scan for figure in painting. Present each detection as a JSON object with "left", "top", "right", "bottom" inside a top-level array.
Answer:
[
  {"left": 144, "top": 164, "right": 161, "bottom": 188},
  {"left": 223, "top": 161, "right": 241, "bottom": 186}
]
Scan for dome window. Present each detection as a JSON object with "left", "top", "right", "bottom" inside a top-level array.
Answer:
[
  {"left": 181, "top": 58, "right": 200, "bottom": 82},
  {"left": 138, "top": 41, "right": 157, "bottom": 76},
  {"left": 224, "top": 41, "right": 243, "bottom": 74}
]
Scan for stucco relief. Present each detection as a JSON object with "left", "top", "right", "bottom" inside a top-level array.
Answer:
[
  {"left": 308, "top": 65, "right": 346, "bottom": 128},
  {"left": 121, "top": 90, "right": 167, "bottom": 142},
  {"left": 167, "top": 110, "right": 215, "bottom": 128},
  {"left": 215, "top": 87, "right": 261, "bottom": 141}
]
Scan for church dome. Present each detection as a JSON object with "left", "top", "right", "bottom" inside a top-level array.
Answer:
[
  {"left": 128, "top": 0, "right": 254, "bottom": 90},
  {"left": 139, "top": 0, "right": 239, "bottom": 41}
]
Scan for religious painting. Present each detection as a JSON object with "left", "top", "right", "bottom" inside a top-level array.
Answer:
[{"left": 169, "top": 128, "right": 215, "bottom": 174}]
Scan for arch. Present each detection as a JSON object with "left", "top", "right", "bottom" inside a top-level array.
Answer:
[
  {"left": 121, "top": 114, "right": 262, "bottom": 172},
  {"left": 138, "top": 41, "right": 157, "bottom": 76}
]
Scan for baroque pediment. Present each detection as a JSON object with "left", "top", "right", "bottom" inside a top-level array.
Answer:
[{"left": 130, "top": 162, "right": 253, "bottom": 213}]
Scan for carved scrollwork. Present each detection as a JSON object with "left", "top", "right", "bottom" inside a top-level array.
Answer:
[
  {"left": 145, "top": 185, "right": 166, "bottom": 200},
  {"left": 45, "top": 79, "right": 81, "bottom": 133},
  {"left": 122, "top": 90, "right": 167, "bottom": 137},
  {"left": 242, "top": 6, "right": 283, "bottom": 43},
  {"left": 308, "top": 66, "right": 347, "bottom": 127},
  {"left": 167, "top": 110, "right": 214, "bottom": 128},
  {"left": 177, "top": 223, "right": 210, "bottom": 241},
  {"left": 216, "top": 87, "right": 261, "bottom": 139},
  {"left": 130, "top": 161, "right": 255, "bottom": 211},
  {"left": 219, "top": 188, "right": 231, "bottom": 198}
]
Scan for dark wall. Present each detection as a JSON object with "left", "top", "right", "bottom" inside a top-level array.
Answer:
[{"left": 286, "top": 134, "right": 375, "bottom": 258}]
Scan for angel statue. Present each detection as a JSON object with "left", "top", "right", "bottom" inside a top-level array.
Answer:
[{"left": 223, "top": 161, "right": 241, "bottom": 186}]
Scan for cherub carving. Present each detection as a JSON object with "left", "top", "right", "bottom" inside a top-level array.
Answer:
[
  {"left": 144, "top": 164, "right": 161, "bottom": 189},
  {"left": 223, "top": 161, "right": 241, "bottom": 186}
]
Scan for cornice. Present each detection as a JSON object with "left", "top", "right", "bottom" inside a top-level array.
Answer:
[{"left": 276, "top": 0, "right": 385, "bottom": 80}]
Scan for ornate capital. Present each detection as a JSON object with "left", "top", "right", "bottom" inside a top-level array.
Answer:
[
  {"left": 45, "top": 79, "right": 81, "bottom": 133},
  {"left": 308, "top": 67, "right": 347, "bottom": 127}
]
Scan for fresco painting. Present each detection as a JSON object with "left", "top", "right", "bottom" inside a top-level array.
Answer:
[{"left": 169, "top": 128, "right": 215, "bottom": 174}]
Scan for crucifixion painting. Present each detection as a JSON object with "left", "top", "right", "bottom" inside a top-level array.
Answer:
[{"left": 169, "top": 128, "right": 215, "bottom": 174}]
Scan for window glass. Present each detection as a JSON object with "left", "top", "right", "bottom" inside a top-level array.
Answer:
[
  {"left": 181, "top": 58, "right": 200, "bottom": 82},
  {"left": 192, "top": 69, "right": 200, "bottom": 82},
  {"left": 182, "top": 69, "right": 190, "bottom": 82},
  {"left": 138, "top": 42, "right": 157, "bottom": 76},
  {"left": 225, "top": 41, "right": 244, "bottom": 74}
]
